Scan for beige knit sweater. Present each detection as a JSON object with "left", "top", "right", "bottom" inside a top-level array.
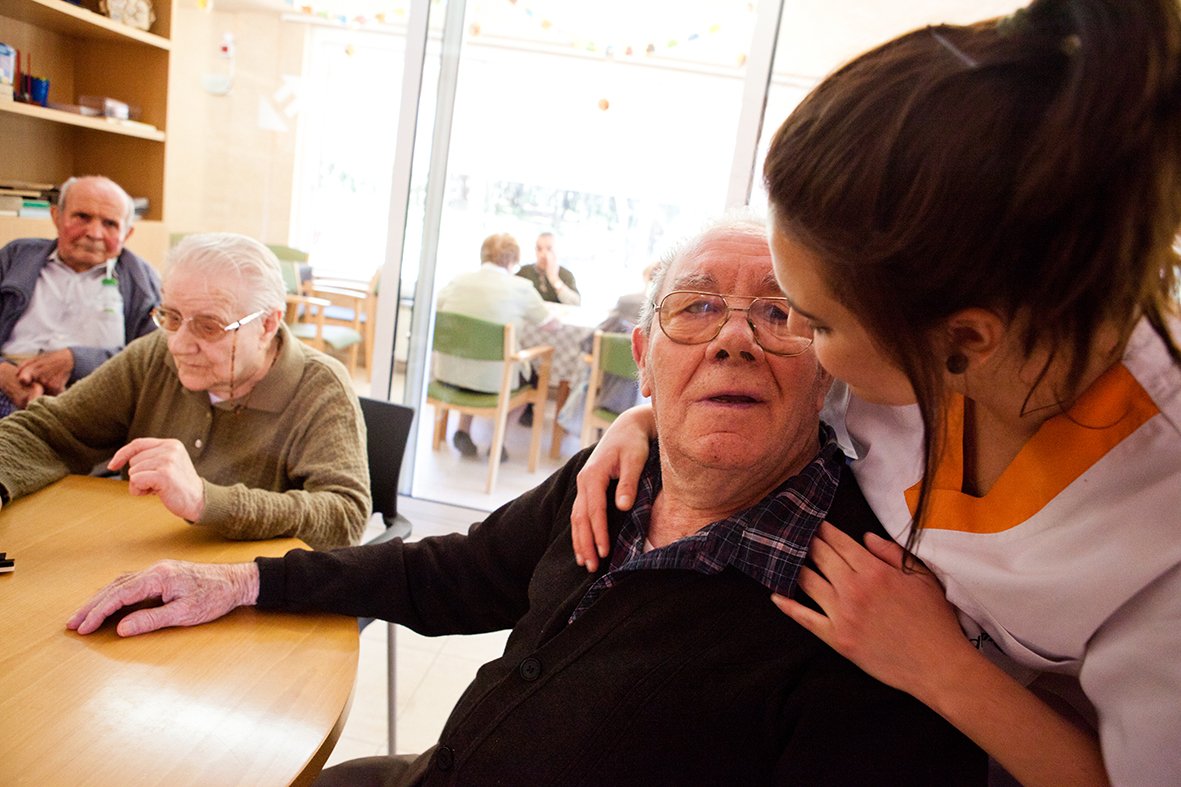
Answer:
[{"left": 0, "top": 324, "right": 370, "bottom": 549}]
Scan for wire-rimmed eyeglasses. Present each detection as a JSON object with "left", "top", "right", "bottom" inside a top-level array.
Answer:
[
  {"left": 151, "top": 306, "right": 266, "bottom": 342},
  {"left": 656, "top": 290, "right": 814, "bottom": 357}
]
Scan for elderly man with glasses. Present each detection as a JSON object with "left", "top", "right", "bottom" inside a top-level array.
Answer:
[
  {"left": 0, "top": 233, "right": 369, "bottom": 550},
  {"left": 69, "top": 217, "right": 984, "bottom": 785}
]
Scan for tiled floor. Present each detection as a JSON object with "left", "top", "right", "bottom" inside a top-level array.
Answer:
[
  {"left": 324, "top": 374, "right": 585, "bottom": 768},
  {"left": 408, "top": 399, "right": 588, "bottom": 512}
]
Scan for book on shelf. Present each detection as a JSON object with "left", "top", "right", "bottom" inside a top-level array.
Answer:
[
  {"left": 0, "top": 179, "right": 55, "bottom": 201},
  {"left": 18, "top": 198, "right": 51, "bottom": 218},
  {"left": 0, "top": 179, "right": 54, "bottom": 190},
  {"left": 0, "top": 42, "right": 13, "bottom": 103}
]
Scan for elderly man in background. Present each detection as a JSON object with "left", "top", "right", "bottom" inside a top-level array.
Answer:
[
  {"left": 69, "top": 217, "right": 983, "bottom": 785},
  {"left": 0, "top": 233, "right": 368, "bottom": 550},
  {"left": 434, "top": 232, "right": 556, "bottom": 458},
  {"left": 0, "top": 176, "right": 161, "bottom": 415},
  {"left": 516, "top": 231, "right": 579, "bottom": 305},
  {"left": 514, "top": 231, "right": 578, "bottom": 427}
]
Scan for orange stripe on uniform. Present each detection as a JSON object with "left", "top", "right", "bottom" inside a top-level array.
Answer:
[{"left": 905, "top": 363, "right": 1159, "bottom": 534}]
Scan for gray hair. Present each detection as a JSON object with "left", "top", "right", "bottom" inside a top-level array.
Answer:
[
  {"left": 165, "top": 233, "right": 287, "bottom": 314},
  {"left": 638, "top": 211, "right": 771, "bottom": 335},
  {"left": 58, "top": 176, "right": 136, "bottom": 236}
]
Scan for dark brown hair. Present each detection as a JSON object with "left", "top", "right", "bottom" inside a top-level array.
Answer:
[{"left": 764, "top": 0, "right": 1181, "bottom": 547}]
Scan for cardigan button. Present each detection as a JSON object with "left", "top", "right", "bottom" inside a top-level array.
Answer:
[
  {"left": 518, "top": 656, "right": 542, "bottom": 682},
  {"left": 435, "top": 745, "right": 455, "bottom": 771},
  {"left": 194, "top": 439, "right": 203, "bottom": 449}
]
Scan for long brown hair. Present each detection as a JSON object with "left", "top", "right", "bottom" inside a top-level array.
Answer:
[{"left": 764, "top": 0, "right": 1181, "bottom": 548}]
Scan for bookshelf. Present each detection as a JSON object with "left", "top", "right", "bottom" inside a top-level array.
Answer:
[{"left": 0, "top": 0, "right": 173, "bottom": 265}]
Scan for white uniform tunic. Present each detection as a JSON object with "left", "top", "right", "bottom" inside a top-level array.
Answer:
[{"left": 834, "top": 317, "right": 1181, "bottom": 786}]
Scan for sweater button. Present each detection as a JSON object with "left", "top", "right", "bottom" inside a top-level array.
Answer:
[
  {"left": 194, "top": 439, "right": 203, "bottom": 449},
  {"left": 518, "top": 656, "right": 542, "bottom": 682},
  {"left": 435, "top": 745, "right": 455, "bottom": 771}
]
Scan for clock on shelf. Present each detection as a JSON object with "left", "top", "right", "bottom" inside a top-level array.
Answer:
[{"left": 100, "top": 0, "right": 156, "bottom": 31}]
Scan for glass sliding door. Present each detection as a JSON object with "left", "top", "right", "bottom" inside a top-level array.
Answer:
[{"left": 401, "top": 1, "right": 768, "bottom": 509}]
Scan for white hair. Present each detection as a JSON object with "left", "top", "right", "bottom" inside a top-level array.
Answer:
[
  {"left": 165, "top": 233, "right": 287, "bottom": 314},
  {"left": 58, "top": 176, "right": 136, "bottom": 235},
  {"left": 639, "top": 210, "right": 770, "bottom": 334}
]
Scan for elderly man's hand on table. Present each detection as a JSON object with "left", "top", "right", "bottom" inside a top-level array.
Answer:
[
  {"left": 17, "top": 348, "right": 75, "bottom": 395},
  {"left": 68, "top": 559, "right": 260, "bottom": 637},
  {"left": 0, "top": 361, "right": 45, "bottom": 409},
  {"left": 108, "top": 438, "right": 207, "bottom": 521}
]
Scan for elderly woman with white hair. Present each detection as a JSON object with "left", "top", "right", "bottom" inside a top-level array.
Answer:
[{"left": 0, "top": 233, "right": 369, "bottom": 550}]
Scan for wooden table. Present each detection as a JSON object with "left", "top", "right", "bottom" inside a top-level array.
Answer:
[{"left": 0, "top": 476, "right": 358, "bottom": 786}]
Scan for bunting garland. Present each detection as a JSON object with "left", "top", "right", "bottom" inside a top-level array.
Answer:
[
  {"left": 280, "top": 0, "right": 752, "bottom": 66},
  {"left": 282, "top": 0, "right": 419, "bottom": 29}
]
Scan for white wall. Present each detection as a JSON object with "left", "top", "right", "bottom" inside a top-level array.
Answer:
[{"left": 165, "top": 0, "right": 305, "bottom": 243}]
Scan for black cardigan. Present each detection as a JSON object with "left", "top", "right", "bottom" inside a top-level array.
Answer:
[{"left": 257, "top": 448, "right": 984, "bottom": 786}]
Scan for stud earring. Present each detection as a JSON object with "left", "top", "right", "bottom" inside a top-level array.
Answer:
[{"left": 946, "top": 353, "right": 969, "bottom": 375}]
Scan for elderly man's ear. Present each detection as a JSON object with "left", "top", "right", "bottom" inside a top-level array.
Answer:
[
  {"left": 813, "top": 365, "right": 834, "bottom": 412},
  {"left": 632, "top": 326, "right": 653, "bottom": 398}
]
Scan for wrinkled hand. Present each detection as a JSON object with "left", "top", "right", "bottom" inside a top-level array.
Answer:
[
  {"left": 0, "top": 362, "right": 44, "bottom": 409},
  {"left": 109, "top": 438, "right": 206, "bottom": 521},
  {"left": 68, "top": 560, "right": 260, "bottom": 637},
  {"left": 17, "top": 348, "right": 74, "bottom": 395},
  {"left": 771, "top": 522, "right": 973, "bottom": 700},
  {"left": 571, "top": 405, "right": 655, "bottom": 571}
]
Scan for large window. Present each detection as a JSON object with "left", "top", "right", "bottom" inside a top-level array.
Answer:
[{"left": 428, "top": 1, "right": 762, "bottom": 313}]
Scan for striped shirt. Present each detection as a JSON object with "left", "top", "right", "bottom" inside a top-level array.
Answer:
[{"left": 571, "top": 424, "right": 843, "bottom": 622}]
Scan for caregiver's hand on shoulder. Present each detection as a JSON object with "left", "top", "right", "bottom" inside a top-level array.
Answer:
[
  {"left": 771, "top": 522, "right": 973, "bottom": 700},
  {"left": 571, "top": 405, "right": 655, "bottom": 572}
]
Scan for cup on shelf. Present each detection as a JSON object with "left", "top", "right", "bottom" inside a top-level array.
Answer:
[{"left": 29, "top": 76, "right": 49, "bottom": 106}]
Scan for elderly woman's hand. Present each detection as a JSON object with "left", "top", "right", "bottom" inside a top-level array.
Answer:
[
  {"left": 68, "top": 559, "right": 259, "bottom": 637},
  {"left": 108, "top": 438, "right": 206, "bottom": 522},
  {"left": 571, "top": 405, "right": 656, "bottom": 572}
]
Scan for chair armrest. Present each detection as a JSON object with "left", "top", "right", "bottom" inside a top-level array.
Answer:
[
  {"left": 286, "top": 294, "right": 332, "bottom": 308},
  {"left": 311, "top": 285, "right": 368, "bottom": 301},
  {"left": 365, "top": 514, "right": 412, "bottom": 545},
  {"left": 285, "top": 295, "right": 329, "bottom": 341},
  {"left": 515, "top": 344, "right": 554, "bottom": 364},
  {"left": 517, "top": 344, "right": 554, "bottom": 391},
  {"left": 313, "top": 276, "right": 370, "bottom": 290}
]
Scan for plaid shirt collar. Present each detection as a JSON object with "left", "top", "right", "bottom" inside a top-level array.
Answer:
[{"left": 570, "top": 424, "right": 844, "bottom": 622}]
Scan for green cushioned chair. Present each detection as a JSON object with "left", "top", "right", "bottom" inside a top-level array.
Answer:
[
  {"left": 279, "top": 256, "right": 363, "bottom": 376},
  {"left": 580, "top": 330, "right": 638, "bottom": 447},
  {"left": 427, "top": 311, "right": 553, "bottom": 494}
]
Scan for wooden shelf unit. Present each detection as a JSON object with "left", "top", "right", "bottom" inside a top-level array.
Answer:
[{"left": 0, "top": 0, "right": 172, "bottom": 224}]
